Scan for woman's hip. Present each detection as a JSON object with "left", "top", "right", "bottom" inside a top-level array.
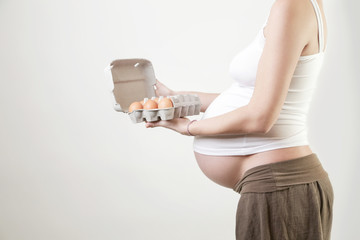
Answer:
[
  {"left": 233, "top": 152, "right": 331, "bottom": 194},
  {"left": 234, "top": 153, "right": 334, "bottom": 239}
]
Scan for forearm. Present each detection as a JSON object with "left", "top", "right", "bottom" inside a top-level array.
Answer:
[
  {"left": 173, "top": 90, "right": 220, "bottom": 112},
  {"left": 188, "top": 105, "right": 268, "bottom": 136}
]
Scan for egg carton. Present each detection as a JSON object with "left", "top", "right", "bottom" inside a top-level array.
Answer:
[
  {"left": 104, "top": 58, "right": 202, "bottom": 123},
  {"left": 129, "top": 94, "right": 201, "bottom": 123}
]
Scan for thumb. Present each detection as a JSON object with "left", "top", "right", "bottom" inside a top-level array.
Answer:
[{"left": 154, "top": 79, "right": 159, "bottom": 88}]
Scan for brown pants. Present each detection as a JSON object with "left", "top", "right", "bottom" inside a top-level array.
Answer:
[{"left": 233, "top": 153, "right": 334, "bottom": 240}]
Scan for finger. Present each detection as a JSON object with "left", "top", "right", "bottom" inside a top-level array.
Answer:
[
  {"left": 145, "top": 120, "right": 161, "bottom": 128},
  {"left": 145, "top": 122, "right": 155, "bottom": 128},
  {"left": 154, "top": 80, "right": 160, "bottom": 96},
  {"left": 155, "top": 79, "right": 163, "bottom": 88}
]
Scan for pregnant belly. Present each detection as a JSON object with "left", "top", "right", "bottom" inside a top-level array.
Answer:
[
  {"left": 193, "top": 151, "right": 247, "bottom": 189},
  {"left": 193, "top": 146, "right": 313, "bottom": 189}
]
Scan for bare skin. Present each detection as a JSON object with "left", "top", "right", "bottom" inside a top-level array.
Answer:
[{"left": 146, "top": 0, "right": 327, "bottom": 189}]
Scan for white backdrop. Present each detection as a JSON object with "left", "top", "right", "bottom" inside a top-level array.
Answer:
[{"left": 0, "top": 0, "right": 359, "bottom": 239}]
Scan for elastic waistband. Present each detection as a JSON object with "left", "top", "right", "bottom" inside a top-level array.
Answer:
[{"left": 233, "top": 153, "right": 328, "bottom": 194}]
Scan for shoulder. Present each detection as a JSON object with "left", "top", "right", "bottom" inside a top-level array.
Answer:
[
  {"left": 265, "top": 0, "right": 314, "bottom": 41},
  {"left": 270, "top": 0, "right": 313, "bottom": 18}
]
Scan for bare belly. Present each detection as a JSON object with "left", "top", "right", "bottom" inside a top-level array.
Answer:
[{"left": 193, "top": 146, "right": 313, "bottom": 189}]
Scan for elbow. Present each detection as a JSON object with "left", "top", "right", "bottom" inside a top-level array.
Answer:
[
  {"left": 251, "top": 114, "right": 275, "bottom": 134},
  {"left": 257, "top": 122, "right": 273, "bottom": 134}
]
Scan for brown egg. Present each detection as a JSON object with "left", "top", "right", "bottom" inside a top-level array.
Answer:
[
  {"left": 128, "top": 101, "right": 143, "bottom": 112},
  {"left": 143, "top": 99, "right": 158, "bottom": 109},
  {"left": 158, "top": 97, "right": 173, "bottom": 109},
  {"left": 151, "top": 97, "right": 159, "bottom": 104}
]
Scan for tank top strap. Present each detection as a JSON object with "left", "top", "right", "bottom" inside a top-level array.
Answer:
[{"left": 309, "top": 0, "right": 325, "bottom": 53}]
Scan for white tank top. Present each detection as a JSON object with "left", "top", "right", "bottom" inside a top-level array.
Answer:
[{"left": 193, "top": 0, "right": 325, "bottom": 156}]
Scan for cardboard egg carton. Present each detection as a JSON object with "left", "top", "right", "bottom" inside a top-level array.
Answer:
[
  {"left": 104, "top": 58, "right": 202, "bottom": 123},
  {"left": 128, "top": 94, "right": 201, "bottom": 123}
]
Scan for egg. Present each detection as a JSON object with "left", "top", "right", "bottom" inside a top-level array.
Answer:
[
  {"left": 143, "top": 99, "right": 158, "bottom": 109},
  {"left": 158, "top": 97, "right": 173, "bottom": 109},
  {"left": 128, "top": 101, "right": 143, "bottom": 112}
]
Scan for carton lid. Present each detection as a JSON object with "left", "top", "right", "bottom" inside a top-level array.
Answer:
[{"left": 105, "top": 58, "right": 157, "bottom": 112}]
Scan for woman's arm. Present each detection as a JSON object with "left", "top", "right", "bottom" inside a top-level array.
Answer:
[
  {"left": 173, "top": 90, "right": 220, "bottom": 112},
  {"left": 189, "top": 0, "right": 313, "bottom": 136}
]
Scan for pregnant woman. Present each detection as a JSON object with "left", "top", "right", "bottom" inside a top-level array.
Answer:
[{"left": 145, "top": 0, "right": 333, "bottom": 239}]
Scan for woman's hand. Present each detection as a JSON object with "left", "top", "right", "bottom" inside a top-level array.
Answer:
[
  {"left": 154, "top": 79, "right": 174, "bottom": 97},
  {"left": 147, "top": 80, "right": 192, "bottom": 135},
  {"left": 145, "top": 117, "right": 191, "bottom": 136}
]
